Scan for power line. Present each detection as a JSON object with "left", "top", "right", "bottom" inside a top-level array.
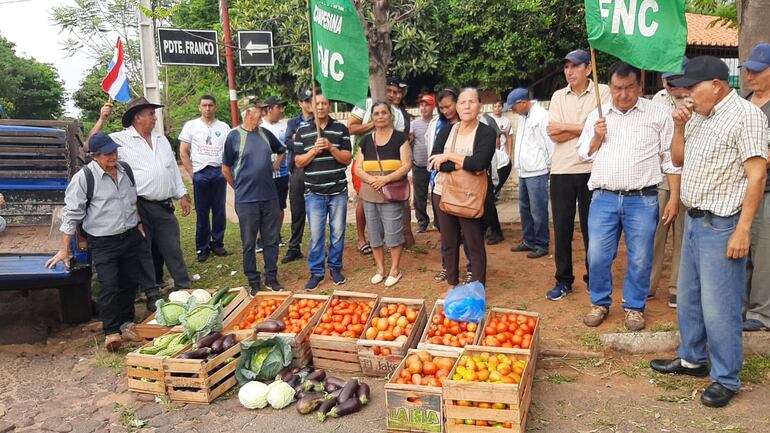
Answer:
[{"left": 0, "top": 0, "right": 34, "bottom": 5}]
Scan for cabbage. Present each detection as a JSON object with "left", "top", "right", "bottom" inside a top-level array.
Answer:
[
  {"left": 190, "top": 289, "right": 212, "bottom": 304},
  {"left": 168, "top": 290, "right": 191, "bottom": 304},
  {"left": 238, "top": 381, "right": 269, "bottom": 409},
  {"left": 180, "top": 304, "right": 223, "bottom": 342},
  {"left": 266, "top": 379, "right": 295, "bottom": 409},
  {"left": 155, "top": 300, "right": 188, "bottom": 326},
  {"left": 236, "top": 337, "right": 292, "bottom": 384}
]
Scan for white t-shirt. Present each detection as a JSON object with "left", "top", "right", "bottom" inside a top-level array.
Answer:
[
  {"left": 261, "top": 118, "right": 289, "bottom": 178},
  {"left": 489, "top": 113, "right": 512, "bottom": 151},
  {"left": 178, "top": 118, "right": 231, "bottom": 173}
]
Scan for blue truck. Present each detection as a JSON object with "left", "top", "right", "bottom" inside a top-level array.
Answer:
[{"left": 0, "top": 120, "right": 93, "bottom": 323}]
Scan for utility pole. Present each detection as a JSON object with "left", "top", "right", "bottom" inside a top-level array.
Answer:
[
  {"left": 137, "top": 0, "right": 164, "bottom": 135},
  {"left": 220, "top": 0, "right": 239, "bottom": 127}
]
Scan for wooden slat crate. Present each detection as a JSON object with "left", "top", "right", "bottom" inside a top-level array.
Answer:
[
  {"left": 416, "top": 300, "right": 483, "bottom": 354},
  {"left": 476, "top": 308, "right": 540, "bottom": 356},
  {"left": 309, "top": 290, "right": 378, "bottom": 373},
  {"left": 443, "top": 346, "right": 535, "bottom": 433},
  {"left": 256, "top": 294, "right": 329, "bottom": 369},
  {"left": 357, "top": 297, "right": 428, "bottom": 377},
  {"left": 163, "top": 332, "right": 248, "bottom": 404},
  {"left": 384, "top": 348, "right": 460, "bottom": 433},
  {"left": 135, "top": 287, "right": 249, "bottom": 340},
  {"left": 225, "top": 291, "right": 292, "bottom": 339},
  {"left": 125, "top": 333, "right": 188, "bottom": 395}
]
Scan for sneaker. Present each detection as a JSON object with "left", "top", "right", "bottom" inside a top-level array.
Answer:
[
  {"left": 434, "top": 269, "right": 447, "bottom": 281},
  {"left": 463, "top": 272, "right": 473, "bottom": 285},
  {"left": 211, "top": 246, "right": 229, "bottom": 257},
  {"left": 279, "top": 237, "right": 286, "bottom": 247},
  {"left": 264, "top": 278, "right": 285, "bottom": 292},
  {"left": 743, "top": 318, "right": 769, "bottom": 331},
  {"left": 197, "top": 250, "right": 210, "bottom": 263},
  {"left": 668, "top": 295, "right": 677, "bottom": 308},
  {"left": 330, "top": 269, "right": 347, "bottom": 285},
  {"left": 255, "top": 238, "right": 263, "bottom": 253},
  {"left": 281, "top": 249, "right": 304, "bottom": 264},
  {"left": 249, "top": 281, "right": 262, "bottom": 296},
  {"left": 545, "top": 283, "right": 572, "bottom": 301},
  {"left": 583, "top": 305, "right": 609, "bottom": 327},
  {"left": 105, "top": 333, "right": 122, "bottom": 352},
  {"left": 510, "top": 242, "right": 533, "bottom": 252},
  {"left": 487, "top": 234, "right": 504, "bottom": 245},
  {"left": 305, "top": 274, "right": 324, "bottom": 291},
  {"left": 624, "top": 309, "right": 645, "bottom": 331},
  {"left": 527, "top": 248, "right": 548, "bottom": 259},
  {"left": 146, "top": 293, "right": 160, "bottom": 312}
]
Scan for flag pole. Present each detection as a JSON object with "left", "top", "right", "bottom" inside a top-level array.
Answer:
[
  {"left": 589, "top": 47, "right": 604, "bottom": 119},
  {"left": 305, "top": 0, "right": 322, "bottom": 137}
]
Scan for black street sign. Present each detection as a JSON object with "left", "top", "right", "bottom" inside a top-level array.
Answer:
[
  {"left": 238, "top": 31, "right": 274, "bottom": 67},
  {"left": 157, "top": 28, "right": 219, "bottom": 66}
]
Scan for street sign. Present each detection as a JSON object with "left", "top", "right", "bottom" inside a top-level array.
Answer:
[
  {"left": 238, "top": 31, "right": 274, "bottom": 67},
  {"left": 157, "top": 28, "right": 219, "bottom": 66}
]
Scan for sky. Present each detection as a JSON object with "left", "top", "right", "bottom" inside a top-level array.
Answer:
[{"left": 0, "top": 0, "right": 94, "bottom": 117}]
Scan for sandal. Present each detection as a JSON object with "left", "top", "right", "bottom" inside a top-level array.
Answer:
[
  {"left": 371, "top": 273, "right": 385, "bottom": 284},
  {"left": 358, "top": 242, "right": 372, "bottom": 255},
  {"left": 384, "top": 273, "right": 403, "bottom": 287}
]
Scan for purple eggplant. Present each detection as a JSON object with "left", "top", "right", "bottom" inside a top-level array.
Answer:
[
  {"left": 328, "top": 388, "right": 342, "bottom": 400},
  {"left": 254, "top": 319, "right": 285, "bottom": 332},
  {"left": 356, "top": 382, "right": 370, "bottom": 405},
  {"left": 303, "top": 379, "right": 325, "bottom": 393},
  {"left": 324, "top": 382, "right": 341, "bottom": 393},
  {"left": 296, "top": 392, "right": 326, "bottom": 414},
  {"left": 179, "top": 347, "right": 210, "bottom": 359},
  {"left": 337, "top": 379, "right": 359, "bottom": 403},
  {"left": 221, "top": 334, "right": 237, "bottom": 351},
  {"left": 306, "top": 369, "right": 326, "bottom": 382},
  {"left": 328, "top": 398, "right": 362, "bottom": 419},
  {"left": 286, "top": 374, "right": 301, "bottom": 389},
  {"left": 210, "top": 336, "right": 225, "bottom": 354},
  {"left": 324, "top": 376, "right": 346, "bottom": 388},
  {"left": 317, "top": 396, "right": 338, "bottom": 422},
  {"left": 195, "top": 332, "right": 222, "bottom": 349}
]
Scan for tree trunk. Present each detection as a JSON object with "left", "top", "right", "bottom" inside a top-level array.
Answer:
[
  {"left": 368, "top": 0, "right": 393, "bottom": 102},
  {"left": 738, "top": 0, "right": 770, "bottom": 93}
]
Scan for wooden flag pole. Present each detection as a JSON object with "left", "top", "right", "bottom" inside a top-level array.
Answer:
[
  {"left": 305, "top": 0, "right": 322, "bottom": 137},
  {"left": 590, "top": 47, "right": 604, "bottom": 119}
]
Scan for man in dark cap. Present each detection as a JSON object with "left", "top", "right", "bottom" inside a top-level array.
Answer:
[
  {"left": 260, "top": 96, "right": 290, "bottom": 250},
  {"left": 651, "top": 56, "right": 768, "bottom": 408},
  {"left": 47, "top": 134, "right": 145, "bottom": 352}
]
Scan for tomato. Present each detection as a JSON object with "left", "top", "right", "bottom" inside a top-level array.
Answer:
[
  {"left": 485, "top": 326, "right": 497, "bottom": 336},
  {"left": 381, "top": 347, "right": 392, "bottom": 356}
]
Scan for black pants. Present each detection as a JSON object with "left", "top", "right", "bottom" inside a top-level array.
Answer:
[
  {"left": 151, "top": 240, "right": 164, "bottom": 286},
  {"left": 137, "top": 198, "right": 192, "bottom": 289},
  {"left": 494, "top": 163, "right": 512, "bottom": 197},
  {"left": 235, "top": 199, "right": 281, "bottom": 284},
  {"left": 433, "top": 193, "right": 486, "bottom": 286},
  {"left": 412, "top": 165, "right": 430, "bottom": 229},
  {"left": 288, "top": 168, "right": 306, "bottom": 253},
  {"left": 483, "top": 177, "right": 502, "bottom": 237},
  {"left": 550, "top": 173, "right": 591, "bottom": 287},
  {"left": 89, "top": 228, "right": 144, "bottom": 335}
]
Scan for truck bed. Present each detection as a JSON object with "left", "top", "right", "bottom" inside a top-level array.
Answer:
[{"left": 0, "top": 226, "right": 60, "bottom": 254}]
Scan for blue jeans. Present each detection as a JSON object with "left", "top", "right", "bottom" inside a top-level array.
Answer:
[
  {"left": 193, "top": 165, "right": 227, "bottom": 253},
  {"left": 678, "top": 212, "right": 745, "bottom": 391},
  {"left": 587, "top": 190, "right": 658, "bottom": 312},
  {"left": 305, "top": 192, "right": 348, "bottom": 277},
  {"left": 519, "top": 174, "right": 550, "bottom": 250},
  {"left": 234, "top": 200, "right": 280, "bottom": 284}
]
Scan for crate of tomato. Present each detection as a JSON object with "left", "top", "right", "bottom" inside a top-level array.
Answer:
[
  {"left": 477, "top": 309, "right": 539, "bottom": 355},
  {"left": 357, "top": 297, "right": 428, "bottom": 377},
  {"left": 309, "top": 291, "right": 378, "bottom": 373},
  {"left": 384, "top": 348, "right": 460, "bottom": 433},
  {"left": 416, "top": 300, "right": 482, "bottom": 354},
  {"left": 227, "top": 291, "right": 292, "bottom": 338},
  {"left": 255, "top": 294, "right": 329, "bottom": 368}
]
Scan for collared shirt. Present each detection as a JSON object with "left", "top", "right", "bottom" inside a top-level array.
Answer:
[
  {"left": 261, "top": 118, "right": 290, "bottom": 178},
  {"left": 549, "top": 80, "right": 611, "bottom": 174},
  {"left": 294, "top": 118, "right": 352, "bottom": 195},
  {"left": 514, "top": 102, "right": 553, "bottom": 178},
  {"left": 681, "top": 90, "right": 768, "bottom": 216},
  {"left": 222, "top": 126, "right": 286, "bottom": 204},
  {"left": 285, "top": 114, "right": 313, "bottom": 173},
  {"left": 577, "top": 97, "right": 679, "bottom": 191},
  {"left": 411, "top": 116, "right": 432, "bottom": 167},
  {"left": 110, "top": 126, "right": 187, "bottom": 201},
  {"left": 178, "top": 117, "right": 230, "bottom": 173},
  {"left": 652, "top": 89, "right": 690, "bottom": 191},
  {"left": 60, "top": 161, "right": 137, "bottom": 236}
]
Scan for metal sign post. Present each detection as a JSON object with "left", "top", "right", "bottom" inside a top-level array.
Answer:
[
  {"left": 157, "top": 28, "right": 220, "bottom": 66},
  {"left": 238, "top": 31, "right": 275, "bottom": 67}
]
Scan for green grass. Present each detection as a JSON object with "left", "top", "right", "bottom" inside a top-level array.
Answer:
[
  {"left": 591, "top": 419, "right": 617, "bottom": 431},
  {"left": 739, "top": 355, "right": 770, "bottom": 384},
  {"left": 540, "top": 371, "right": 577, "bottom": 384},
  {"left": 655, "top": 393, "right": 693, "bottom": 403},
  {"left": 578, "top": 331, "right": 603, "bottom": 352},
  {"left": 649, "top": 372, "right": 699, "bottom": 391},
  {"left": 649, "top": 322, "right": 678, "bottom": 332},
  {"left": 114, "top": 403, "right": 146, "bottom": 429}
]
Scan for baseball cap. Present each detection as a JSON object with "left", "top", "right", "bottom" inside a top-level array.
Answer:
[
  {"left": 386, "top": 76, "right": 407, "bottom": 89},
  {"left": 297, "top": 88, "right": 312, "bottom": 101},
  {"left": 503, "top": 88, "right": 530, "bottom": 112},
  {"left": 264, "top": 96, "right": 287, "bottom": 106},
  {"left": 563, "top": 49, "right": 590, "bottom": 66},
  {"left": 669, "top": 56, "right": 729, "bottom": 88},
  {"left": 238, "top": 97, "right": 269, "bottom": 111},
  {"left": 418, "top": 94, "right": 436, "bottom": 106},
  {"left": 662, "top": 57, "right": 690, "bottom": 80},
  {"left": 740, "top": 43, "right": 770, "bottom": 72},
  {"left": 89, "top": 133, "right": 121, "bottom": 154}
]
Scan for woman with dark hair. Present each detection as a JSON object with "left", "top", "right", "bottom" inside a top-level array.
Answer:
[{"left": 429, "top": 88, "right": 496, "bottom": 288}]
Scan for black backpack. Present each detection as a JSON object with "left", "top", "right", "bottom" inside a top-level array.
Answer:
[{"left": 82, "top": 161, "right": 136, "bottom": 208}]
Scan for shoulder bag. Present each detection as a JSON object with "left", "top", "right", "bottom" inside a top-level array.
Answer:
[
  {"left": 438, "top": 124, "right": 487, "bottom": 219},
  {"left": 373, "top": 132, "right": 410, "bottom": 202}
]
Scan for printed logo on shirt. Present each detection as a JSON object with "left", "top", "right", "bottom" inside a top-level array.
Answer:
[{"left": 215, "top": 131, "right": 222, "bottom": 137}]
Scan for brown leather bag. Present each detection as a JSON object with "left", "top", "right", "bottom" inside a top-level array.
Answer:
[
  {"left": 439, "top": 124, "right": 487, "bottom": 219},
  {"left": 374, "top": 132, "right": 410, "bottom": 202}
]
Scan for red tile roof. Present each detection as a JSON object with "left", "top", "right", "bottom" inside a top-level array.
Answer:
[{"left": 686, "top": 13, "right": 738, "bottom": 48}]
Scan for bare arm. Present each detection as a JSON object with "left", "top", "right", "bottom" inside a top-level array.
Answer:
[
  {"left": 84, "top": 103, "right": 114, "bottom": 152},
  {"left": 547, "top": 122, "right": 583, "bottom": 143},
  {"left": 221, "top": 165, "right": 235, "bottom": 189},
  {"left": 671, "top": 103, "right": 693, "bottom": 167},
  {"left": 727, "top": 157, "right": 768, "bottom": 259},
  {"left": 662, "top": 174, "right": 680, "bottom": 225},
  {"left": 179, "top": 141, "right": 194, "bottom": 178},
  {"left": 273, "top": 152, "right": 285, "bottom": 172},
  {"left": 294, "top": 147, "right": 318, "bottom": 168},
  {"left": 346, "top": 116, "right": 374, "bottom": 136},
  {"left": 328, "top": 144, "right": 352, "bottom": 166}
]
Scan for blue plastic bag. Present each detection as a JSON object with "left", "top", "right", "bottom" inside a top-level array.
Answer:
[{"left": 444, "top": 281, "right": 486, "bottom": 323}]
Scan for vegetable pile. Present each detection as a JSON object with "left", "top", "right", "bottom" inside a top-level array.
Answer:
[
  {"left": 152, "top": 287, "right": 235, "bottom": 327},
  {"left": 274, "top": 298, "right": 325, "bottom": 334},
  {"left": 452, "top": 352, "right": 527, "bottom": 385},
  {"left": 233, "top": 298, "right": 284, "bottom": 331},
  {"left": 177, "top": 331, "right": 238, "bottom": 359},
  {"left": 480, "top": 313, "right": 537, "bottom": 349},
  {"left": 394, "top": 351, "right": 455, "bottom": 387},
  {"left": 364, "top": 303, "right": 420, "bottom": 355},
  {"left": 425, "top": 310, "right": 478, "bottom": 348},
  {"left": 313, "top": 298, "right": 374, "bottom": 338},
  {"left": 138, "top": 332, "right": 189, "bottom": 356},
  {"left": 236, "top": 337, "right": 293, "bottom": 383},
  {"left": 180, "top": 303, "right": 223, "bottom": 342}
]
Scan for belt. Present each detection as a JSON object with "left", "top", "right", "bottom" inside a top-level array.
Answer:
[
  {"left": 602, "top": 186, "right": 657, "bottom": 197},
  {"left": 89, "top": 226, "right": 138, "bottom": 241},
  {"left": 138, "top": 196, "right": 173, "bottom": 205}
]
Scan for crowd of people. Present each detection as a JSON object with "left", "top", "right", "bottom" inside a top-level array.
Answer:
[{"left": 44, "top": 44, "right": 770, "bottom": 408}]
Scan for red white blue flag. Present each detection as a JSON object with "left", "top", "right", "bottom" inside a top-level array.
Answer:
[{"left": 101, "top": 38, "right": 131, "bottom": 103}]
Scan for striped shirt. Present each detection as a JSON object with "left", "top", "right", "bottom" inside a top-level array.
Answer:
[
  {"left": 577, "top": 97, "right": 679, "bottom": 191},
  {"left": 294, "top": 118, "right": 352, "bottom": 195},
  {"left": 681, "top": 90, "right": 768, "bottom": 217},
  {"left": 110, "top": 126, "right": 187, "bottom": 201}
]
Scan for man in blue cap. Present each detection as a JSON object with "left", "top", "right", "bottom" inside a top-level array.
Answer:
[
  {"left": 47, "top": 133, "right": 145, "bottom": 352},
  {"left": 504, "top": 88, "right": 553, "bottom": 259},
  {"left": 742, "top": 43, "right": 770, "bottom": 332}
]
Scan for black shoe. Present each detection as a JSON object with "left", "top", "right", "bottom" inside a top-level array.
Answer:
[
  {"left": 701, "top": 382, "right": 736, "bottom": 407},
  {"left": 527, "top": 248, "right": 548, "bottom": 259},
  {"left": 650, "top": 358, "right": 709, "bottom": 377},
  {"left": 416, "top": 225, "right": 428, "bottom": 233},
  {"left": 197, "top": 250, "right": 210, "bottom": 263},
  {"left": 305, "top": 275, "right": 324, "bottom": 291},
  {"left": 249, "top": 281, "right": 262, "bottom": 296},
  {"left": 146, "top": 294, "right": 160, "bottom": 312},
  {"left": 330, "top": 269, "right": 347, "bottom": 285},
  {"left": 583, "top": 274, "right": 589, "bottom": 285},
  {"left": 255, "top": 238, "right": 263, "bottom": 253},
  {"left": 281, "top": 249, "right": 304, "bottom": 264},
  {"left": 211, "top": 246, "right": 229, "bottom": 257},
  {"left": 510, "top": 242, "right": 533, "bottom": 252},
  {"left": 264, "top": 278, "right": 284, "bottom": 292},
  {"left": 487, "top": 234, "right": 504, "bottom": 245}
]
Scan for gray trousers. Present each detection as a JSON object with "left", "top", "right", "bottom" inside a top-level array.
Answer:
[
  {"left": 650, "top": 188, "right": 685, "bottom": 297},
  {"left": 746, "top": 191, "right": 770, "bottom": 326},
  {"left": 137, "top": 198, "right": 192, "bottom": 290}
]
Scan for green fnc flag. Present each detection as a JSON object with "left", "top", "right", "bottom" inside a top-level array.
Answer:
[
  {"left": 309, "top": 0, "right": 369, "bottom": 107},
  {"left": 585, "top": 0, "right": 688, "bottom": 73}
]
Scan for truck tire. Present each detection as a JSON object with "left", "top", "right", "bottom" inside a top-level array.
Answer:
[{"left": 59, "top": 273, "right": 94, "bottom": 324}]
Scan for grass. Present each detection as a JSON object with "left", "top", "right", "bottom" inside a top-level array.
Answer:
[
  {"left": 649, "top": 322, "right": 678, "bottom": 332},
  {"left": 649, "top": 372, "right": 698, "bottom": 391},
  {"left": 540, "top": 371, "right": 577, "bottom": 384},
  {"left": 655, "top": 393, "right": 693, "bottom": 403},
  {"left": 157, "top": 395, "right": 181, "bottom": 412},
  {"left": 114, "top": 403, "right": 146, "bottom": 429},
  {"left": 739, "top": 355, "right": 770, "bottom": 384},
  {"left": 578, "top": 331, "right": 603, "bottom": 352},
  {"left": 591, "top": 419, "right": 618, "bottom": 431},
  {"left": 618, "top": 358, "right": 651, "bottom": 378}
]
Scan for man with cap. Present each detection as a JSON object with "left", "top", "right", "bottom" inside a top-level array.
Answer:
[
  {"left": 222, "top": 98, "right": 286, "bottom": 295},
  {"left": 741, "top": 43, "right": 770, "bottom": 332},
  {"left": 649, "top": 58, "right": 691, "bottom": 309},
  {"left": 544, "top": 49, "right": 611, "bottom": 301},
  {"left": 47, "top": 134, "right": 145, "bottom": 352},
  {"left": 411, "top": 93, "right": 437, "bottom": 233},
  {"left": 89, "top": 97, "right": 192, "bottom": 310},
  {"left": 505, "top": 88, "right": 553, "bottom": 259},
  {"left": 260, "top": 96, "right": 290, "bottom": 250},
  {"left": 179, "top": 95, "right": 231, "bottom": 263},
  {"left": 651, "top": 56, "right": 768, "bottom": 408},
  {"left": 282, "top": 88, "right": 315, "bottom": 264}
]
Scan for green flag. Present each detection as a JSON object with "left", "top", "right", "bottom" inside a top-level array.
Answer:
[
  {"left": 585, "top": 0, "right": 688, "bottom": 73},
  {"left": 309, "top": 0, "right": 369, "bottom": 107}
]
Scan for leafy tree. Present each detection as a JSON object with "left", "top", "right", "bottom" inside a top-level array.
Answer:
[
  {"left": 687, "top": 0, "right": 738, "bottom": 27},
  {"left": 0, "top": 35, "right": 65, "bottom": 119}
]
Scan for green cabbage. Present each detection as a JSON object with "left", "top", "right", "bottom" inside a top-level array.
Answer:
[
  {"left": 236, "top": 337, "right": 292, "bottom": 384},
  {"left": 238, "top": 381, "right": 269, "bottom": 409},
  {"left": 180, "top": 304, "right": 223, "bottom": 342},
  {"left": 154, "top": 300, "right": 188, "bottom": 326},
  {"left": 266, "top": 379, "right": 295, "bottom": 409}
]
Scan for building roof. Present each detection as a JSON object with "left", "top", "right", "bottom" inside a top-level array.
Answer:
[{"left": 686, "top": 13, "right": 738, "bottom": 48}]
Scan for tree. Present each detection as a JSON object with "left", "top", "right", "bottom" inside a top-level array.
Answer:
[
  {"left": 737, "top": 0, "right": 770, "bottom": 92},
  {"left": 687, "top": 0, "right": 738, "bottom": 27},
  {"left": 0, "top": 35, "right": 65, "bottom": 119}
]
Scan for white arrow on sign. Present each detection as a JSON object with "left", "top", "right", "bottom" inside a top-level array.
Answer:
[{"left": 245, "top": 41, "right": 270, "bottom": 55}]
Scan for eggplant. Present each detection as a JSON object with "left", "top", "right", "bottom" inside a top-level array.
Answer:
[
  {"left": 337, "top": 379, "right": 359, "bottom": 404},
  {"left": 210, "top": 336, "right": 225, "bottom": 354},
  {"left": 324, "top": 382, "right": 341, "bottom": 393},
  {"left": 221, "top": 334, "right": 237, "bottom": 351},
  {"left": 317, "top": 396, "right": 338, "bottom": 422},
  {"left": 328, "top": 398, "right": 362, "bottom": 419},
  {"left": 286, "top": 374, "right": 301, "bottom": 389},
  {"left": 296, "top": 366, "right": 314, "bottom": 380},
  {"left": 324, "top": 376, "right": 346, "bottom": 389},
  {"left": 356, "top": 382, "right": 370, "bottom": 405},
  {"left": 281, "top": 370, "right": 297, "bottom": 382},
  {"left": 294, "top": 382, "right": 307, "bottom": 396},
  {"left": 303, "top": 379, "right": 325, "bottom": 393},
  {"left": 254, "top": 319, "right": 285, "bottom": 333},
  {"left": 296, "top": 393, "right": 326, "bottom": 415},
  {"left": 328, "top": 388, "right": 343, "bottom": 400},
  {"left": 195, "top": 332, "right": 222, "bottom": 349},
  {"left": 179, "top": 347, "right": 211, "bottom": 359},
  {"left": 306, "top": 369, "right": 326, "bottom": 382},
  {"left": 296, "top": 390, "right": 324, "bottom": 402}
]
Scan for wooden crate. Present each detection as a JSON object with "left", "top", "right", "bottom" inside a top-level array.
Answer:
[
  {"left": 357, "top": 297, "right": 428, "bottom": 377},
  {"left": 476, "top": 308, "right": 540, "bottom": 356},
  {"left": 256, "top": 294, "right": 329, "bottom": 369},
  {"left": 125, "top": 333, "right": 188, "bottom": 395},
  {"left": 309, "top": 290, "right": 379, "bottom": 373},
  {"left": 163, "top": 332, "right": 248, "bottom": 404},
  {"left": 416, "top": 300, "right": 483, "bottom": 354},
  {"left": 135, "top": 287, "right": 249, "bottom": 340},
  {"left": 443, "top": 346, "right": 535, "bottom": 433},
  {"left": 225, "top": 291, "right": 292, "bottom": 339},
  {"left": 384, "top": 348, "right": 460, "bottom": 433}
]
